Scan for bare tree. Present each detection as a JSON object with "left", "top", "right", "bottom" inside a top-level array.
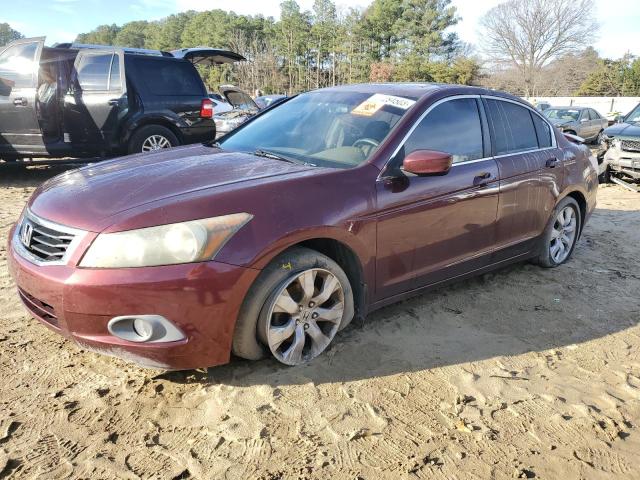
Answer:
[{"left": 480, "top": 0, "right": 598, "bottom": 96}]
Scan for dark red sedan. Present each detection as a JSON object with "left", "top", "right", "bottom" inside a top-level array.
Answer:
[{"left": 8, "top": 83, "right": 598, "bottom": 369}]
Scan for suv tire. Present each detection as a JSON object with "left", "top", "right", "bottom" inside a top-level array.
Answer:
[{"left": 128, "top": 125, "right": 179, "bottom": 154}]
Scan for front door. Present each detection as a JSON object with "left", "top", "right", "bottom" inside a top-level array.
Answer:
[
  {"left": 375, "top": 96, "right": 499, "bottom": 300},
  {"left": 0, "top": 37, "right": 45, "bottom": 157}
]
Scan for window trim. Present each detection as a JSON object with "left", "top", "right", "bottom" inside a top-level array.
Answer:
[{"left": 380, "top": 94, "right": 557, "bottom": 179}]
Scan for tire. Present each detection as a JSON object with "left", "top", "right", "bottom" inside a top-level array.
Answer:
[
  {"left": 598, "top": 167, "right": 610, "bottom": 184},
  {"left": 232, "top": 247, "right": 355, "bottom": 364},
  {"left": 535, "top": 197, "right": 582, "bottom": 268},
  {"left": 128, "top": 125, "right": 179, "bottom": 154},
  {"left": 594, "top": 130, "right": 605, "bottom": 146}
]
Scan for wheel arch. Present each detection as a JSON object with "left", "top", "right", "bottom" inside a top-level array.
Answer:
[
  {"left": 121, "top": 115, "right": 185, "bottom": 148},
  {"left": 249, "top": 234, "right": 370, "bottom": 320},
  {"left": 559, "top": 189, "right": 587, "bottom": 235}
]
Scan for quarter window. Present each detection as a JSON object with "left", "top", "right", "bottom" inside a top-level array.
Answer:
[
  {"left": 401, "top": 98, "right": 484, "bottom": 164},
  {"left": 0, "top": 42, "right": 38, "bottom": 91},
  {"left": 135, "top": 58, "right": 203, "bottom": 96},
  {"left": 531, "top": 112, "right": 552, "bottom": 148},
  {"left": 487, "top": 99, "right": 538, "bottom": 155}
]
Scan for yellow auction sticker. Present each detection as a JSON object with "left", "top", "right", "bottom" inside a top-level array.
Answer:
[{"left": 352, "top": 94, "right": 416, "bottom": 116}]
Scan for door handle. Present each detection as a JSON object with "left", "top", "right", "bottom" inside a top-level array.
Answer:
[
  {"left": 546, "top": 157, "right": 559, "bottom": 168},
  {"left": 473, "top": 171, "right": 492, "bottom": 186},
  {"left": 13, "top": 97, "right": 27, "bottom": 106},
  {"left": 108, "top": 99, "right": 120, "bottom": 106}
]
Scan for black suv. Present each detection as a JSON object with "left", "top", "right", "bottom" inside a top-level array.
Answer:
[{"left": 0, "top": 38, "right": 244, "bottom": 160}]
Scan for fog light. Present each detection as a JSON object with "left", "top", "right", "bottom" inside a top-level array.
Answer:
[
  {"left": 132, "top": 318, "right": 153, "bottom": 341},
  {"left": 107, "top": 315, "right": 186, "bottom": 344}
]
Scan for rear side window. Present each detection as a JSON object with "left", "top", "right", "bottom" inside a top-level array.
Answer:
[
  {"left": 77, "top": 53, "right": 121, "bottom": 92},
  {"left": 531, "top": 113, "right": 553, "bottom": 148},
  {"left": 486, "top": 99, "right": 538, "bottom": 155},
  {"left": 590, "top": 109, "right": 601, "bottom": 120},
  {"left": 135, "top": 58, "right": 203, "bottom": 96},
  {"left": 402, "top": 98, "right": 483, "bottom": 164},
  {"left": 0, "top": 42, "right": 38, "bottom": 90}
]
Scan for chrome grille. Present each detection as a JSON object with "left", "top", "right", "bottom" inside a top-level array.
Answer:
[
  {"left": 621, "top": 139, "right": 640, "bottom": 152},
  {"left": 14, "top": 211, "right": 86, "bottom": 265}
]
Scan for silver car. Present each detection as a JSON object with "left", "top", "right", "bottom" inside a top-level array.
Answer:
[{"left": 544, "top": 107, "right": 609, "bottom": 144}]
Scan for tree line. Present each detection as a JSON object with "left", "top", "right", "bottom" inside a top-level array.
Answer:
[{"left": 2, "top": 0, "right": 640, "bottom": 97}]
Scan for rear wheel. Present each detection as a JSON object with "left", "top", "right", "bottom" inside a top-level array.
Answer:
[
  {"left": 232, "top": 247, "right": 354, "bottom": 365},
  {"left": 535, "top": 197, "right": 581, "bottom": 268},
  {"left": 128, "top": 125, "right": 179, "bottom": 154}
]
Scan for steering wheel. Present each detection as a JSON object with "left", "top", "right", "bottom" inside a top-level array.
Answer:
[{"left": 353, "top": 138, "right": 380, "bottom": 150}]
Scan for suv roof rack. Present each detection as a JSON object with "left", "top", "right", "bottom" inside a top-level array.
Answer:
[{"left": 53, "top": 42, "right": 173, "bottom": 57}]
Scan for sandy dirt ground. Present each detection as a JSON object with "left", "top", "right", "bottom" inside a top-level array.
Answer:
[{"left": 0, "top": 163, "right": 639, "bottom": 480}]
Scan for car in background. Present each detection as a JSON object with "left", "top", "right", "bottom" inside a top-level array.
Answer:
[
  {"left": 0, "top": 37, "right": 244, "bottom": 160},
  {"left": 255, "top": 94, "right": 287, "bottom": 110},
  {"left": 213, "top": 85, "right": 260, "bottom": 138},
  {"left": 543, "top": 106, "right": 608, "bottom": 144},
  {"left": 535, "top": 101, "right": 552, "bottom": 112},
  {"left": 208, "top": 94, "right": 233, "bottom": 114},
  {"left": 8, "top": 83, "right": 597, "bottom": 369},
  {"left": 599, "top": 103, "right": 640, "bottom": 187}
]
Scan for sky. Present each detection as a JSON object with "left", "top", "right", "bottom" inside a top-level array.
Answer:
[{"left": 2, "top": 0, "right": 639, "bottom": 59}]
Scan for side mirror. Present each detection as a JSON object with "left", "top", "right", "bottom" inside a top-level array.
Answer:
[
  {"left": 615, "top": 115, "right": 625, "bottom": 123},
  {"left": 402, "top": 149, "right": 453, "bottom": 176}
]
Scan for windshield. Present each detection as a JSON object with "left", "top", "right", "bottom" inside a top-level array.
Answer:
[
  {"left": 626, "top": 105, "right": 640, "bottom": 123},
  {"left": 217, "top": 90, "right": 417, "bottom": 169},
  {"left": 544, "top": 108, "right": 580, "bottom": 122}
]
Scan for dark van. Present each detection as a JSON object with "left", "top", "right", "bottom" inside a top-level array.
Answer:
[{"left": 0, "top": 38, "right": 244, "bottom": 160}]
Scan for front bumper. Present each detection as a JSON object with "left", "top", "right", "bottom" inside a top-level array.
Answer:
[
  {"left": 7, "top": 225, "right": 260, "bottom": 370},
  {"left": 603, "top": 145, "right": 640, "bottom": 173}
]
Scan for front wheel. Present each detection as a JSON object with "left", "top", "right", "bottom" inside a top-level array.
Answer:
[
  {"left": 128, "top": 125, "right": 179, "bottom": 154},
  {"left": 232, "top": 247, "right": 354, "bottom": 365},
  {"left": 535, "top": 197, "right": 582, "bottom": 268}
]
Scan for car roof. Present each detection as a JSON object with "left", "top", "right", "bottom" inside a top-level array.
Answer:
[
  {"left": 548, "top": 106, "right": 587, "bottom": 110},
  {"left": 314, "top": 82, "right": 524, "bottom": 103}
]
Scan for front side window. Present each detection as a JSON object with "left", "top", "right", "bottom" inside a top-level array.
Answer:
[
  {"left": 400, "top": 98, "right": 484, "bottom": 164},
  {"left": 487, "top": 99, "right": 538, "bottom": 155},
  {"left": 0, "top": 42, "right": 38, "bottom": 92},
  {"left": 218, "top": 90, "right": 416, "bottom": 169}
]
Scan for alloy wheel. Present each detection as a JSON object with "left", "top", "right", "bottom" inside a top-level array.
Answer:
[
  {"left": 550, "top": 206, "right": 577, "bottom": 264},
  {"left": 262, "top": 268, "right": 344, "bottom": 365},
  {"left": 141, "top": 135, "right": 172, "bottom": 152}
]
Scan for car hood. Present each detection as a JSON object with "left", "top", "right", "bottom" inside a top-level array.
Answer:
[
  {"left": 29, "top": 145, "right": 315, "bottom": 232},
  {"left": 548, "top": 118, "right": 574, "bottom": 127},
  {"left": 604, "top": 122, "right": 640, "bottom": 138}
]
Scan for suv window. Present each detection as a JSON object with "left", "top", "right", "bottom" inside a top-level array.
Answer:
[
  {"left": 487, "top": 99, "right": 538, "bottom": 155},
  {"left": 77, "top": 53, "right": 121, "bottom": 92},
  {"left": 402, "top": 98, "right": 483, "bottom": 164},
  {"left": 0, "top": 42, "right": 38, "bottom": 91},
  {"left": 531, "top": 113, "right": 553, "bottom": 148},
  {"left": 135, "top": 58, "right": 203, "bottom": 96}
]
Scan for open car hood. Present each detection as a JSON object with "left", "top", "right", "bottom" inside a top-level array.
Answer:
[
  {"left": 219, "top": 85, "right": 259, "bottom": 111},
  {"left": 171, "top": 47, "right": 245, "bottom": 66}
]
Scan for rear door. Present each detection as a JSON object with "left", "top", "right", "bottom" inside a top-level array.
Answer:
[
  {"left": 170, "top": 48, "right": 245, "bottom": 66},
  {"left": 375, "top": 96, "right": 499, "bottom": 299},
  {"left": 0, "top": 37, "right": 46, "bottom": 156},
  {"left": 64, "top": 49, "right": 127, "bottom": 152},
  {"left": 484, "top": 97, "right": 562, "bottom": 261}
]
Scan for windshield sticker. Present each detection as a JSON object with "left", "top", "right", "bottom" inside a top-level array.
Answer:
[{"left": 352, "top": 94, "right": 416, "bottom": 116}]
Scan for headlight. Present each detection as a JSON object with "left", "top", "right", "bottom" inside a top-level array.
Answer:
[
  {"left": 613, "top": 138, "right": 622, "bottom": 149},
  {"left": 80, "top": 213, "right": 253, "bottom": 268}
]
